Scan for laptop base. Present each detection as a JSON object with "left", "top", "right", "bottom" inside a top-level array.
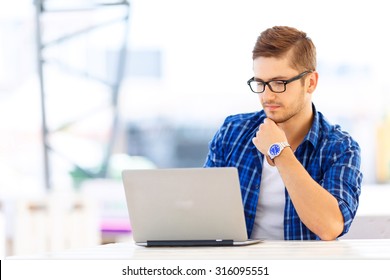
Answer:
[{"left": 136, "top": 239, "right": 262, "bottom": 247}]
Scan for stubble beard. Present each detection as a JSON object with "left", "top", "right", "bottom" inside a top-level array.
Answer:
[{"left": 263, "top": 94, "right": 307, "bottom": 125}]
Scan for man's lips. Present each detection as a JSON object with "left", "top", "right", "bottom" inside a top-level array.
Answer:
[{"left": 264, "top": 104, "right": 281, "bottom": 110}]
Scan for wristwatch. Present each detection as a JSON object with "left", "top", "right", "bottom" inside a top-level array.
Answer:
[{"left": 267, "top": 142, "right": 291, "bottom": 161}]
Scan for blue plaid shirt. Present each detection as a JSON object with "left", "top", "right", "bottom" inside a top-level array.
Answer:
[{"left": 204, "top": 104, "right": 363, "bottom": 240}]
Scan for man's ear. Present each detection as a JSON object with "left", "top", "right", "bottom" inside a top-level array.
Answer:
[{"left": 307, "top": 71, "right": 318, "bottom": 94}]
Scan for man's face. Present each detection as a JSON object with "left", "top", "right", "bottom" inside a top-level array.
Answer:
[{"left": 252, "top": 55, "right": 313, "bottom": 124}]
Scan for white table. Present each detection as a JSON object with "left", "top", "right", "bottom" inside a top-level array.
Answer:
[{"left": 7, "top": 239, "right": 390, "bottom": 260}]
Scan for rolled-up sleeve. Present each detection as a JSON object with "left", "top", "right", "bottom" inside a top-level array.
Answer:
[{"left": 321, "top": 138, "right": 363, "bottom": 237}]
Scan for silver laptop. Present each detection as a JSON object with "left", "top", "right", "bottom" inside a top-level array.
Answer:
[{"left": 121, "top": 167, "right": 261, "bottom": 247}]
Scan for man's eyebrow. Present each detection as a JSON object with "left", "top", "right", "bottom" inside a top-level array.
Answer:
[{"left": 254, "top": 75, "right": 287, "bottom": 82}]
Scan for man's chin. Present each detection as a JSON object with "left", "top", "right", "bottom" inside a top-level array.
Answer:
[
  {"left": 264, "top": 112, "right": 282, "bottom": 123},
  {"left": 264, "top": 113, "right": 289, "bottom": 124}
]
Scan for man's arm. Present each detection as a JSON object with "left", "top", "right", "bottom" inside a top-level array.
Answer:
[
  {"left": 272, "top": 148, "right": 344, "bottom": 240},
  {"left": 252, "top": 118, "right": 345, "bottom": 240}
]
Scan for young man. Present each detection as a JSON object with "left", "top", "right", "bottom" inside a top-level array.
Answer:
[{"left": 204, "top": 26, "right": 363, "bottom": 241}]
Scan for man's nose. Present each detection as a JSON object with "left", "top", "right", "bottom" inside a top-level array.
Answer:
[{"left": 262, "top": 86, "right": 276, "bottom": 100}]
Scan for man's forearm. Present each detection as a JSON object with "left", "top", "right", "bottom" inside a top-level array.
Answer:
[{"left": 273, "top": 148, "right": 344, "bottom": 240}]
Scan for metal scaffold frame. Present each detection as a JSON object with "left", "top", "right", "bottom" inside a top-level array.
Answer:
[{"left": 34, "top": 0, "right": 131, "bottom": 190}]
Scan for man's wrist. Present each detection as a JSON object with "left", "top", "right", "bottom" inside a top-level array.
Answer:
[{"left": 272, "top": 145, "right": 293, "bottom": 164}]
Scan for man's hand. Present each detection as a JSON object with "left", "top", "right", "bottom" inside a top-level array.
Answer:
[{"left": 252, "top": 118, "right": 288, "bottom": 155}]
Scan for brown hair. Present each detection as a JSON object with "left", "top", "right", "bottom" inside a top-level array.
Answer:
[{"left": 252, "top": 26, "right": 316, "bottom": 72}]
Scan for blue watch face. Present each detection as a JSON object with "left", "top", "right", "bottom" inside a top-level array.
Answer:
[{"left": 270, "top": 144, "right": 281, "bottom": 156}]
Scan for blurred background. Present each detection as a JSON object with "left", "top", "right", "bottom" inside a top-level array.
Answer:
[{"left": 1, "top": 0, "right": 390, "bottom": 257}]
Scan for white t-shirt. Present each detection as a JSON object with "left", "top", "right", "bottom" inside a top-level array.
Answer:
[{"left": 251, "top": 157, "right": 285, "bottom": 240}]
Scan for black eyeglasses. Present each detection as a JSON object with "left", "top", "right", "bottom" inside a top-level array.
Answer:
[{"left": 247, "top": 70, "right": 312, "bottom": 94}]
